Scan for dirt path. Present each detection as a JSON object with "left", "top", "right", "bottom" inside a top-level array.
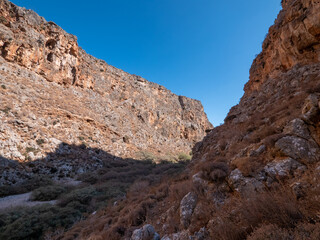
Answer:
[{"left": 0, "top": 192, "right": 56, "bottom": 210}]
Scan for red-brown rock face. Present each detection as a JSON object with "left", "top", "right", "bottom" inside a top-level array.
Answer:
[
  {"left": 0, "top": 0, "right": 212, "bottom": 161},
  {"left": 245, "top": 0, "right": 320, "bottom": 94}
]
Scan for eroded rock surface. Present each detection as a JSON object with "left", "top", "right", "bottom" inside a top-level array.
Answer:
[{"left": 0, "top": 0, "right": 212, "bottom": 164}]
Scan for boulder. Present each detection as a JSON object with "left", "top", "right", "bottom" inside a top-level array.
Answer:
[
  {"left": 180, "top": 192, "right": 198, "bottom": 229},
  {"left": 275, "top": 136, "right": 320, "bottom": 164},
  {"left": 228, "top": 169, "right": 264, "bottom": 196},
  {"left": 131, "top": 224, "right": 160, "bottom": 240},
  {"left": 263, "top": 158, "right": 306, "bottom": 179},
  {"left": 283, "top": 118, "right": 310, "bottom": 139}
]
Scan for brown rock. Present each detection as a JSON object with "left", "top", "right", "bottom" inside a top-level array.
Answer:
[
  {"left": 0, "top": 0, "right": 212, "bottom": 161},
  {"left": 245, "top": 0, "right": 320, "bottom": 94}
]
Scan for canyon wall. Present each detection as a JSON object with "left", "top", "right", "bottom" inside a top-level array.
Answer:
[{"left": 0, "top": 0, "right": 212, "bottom": 163}]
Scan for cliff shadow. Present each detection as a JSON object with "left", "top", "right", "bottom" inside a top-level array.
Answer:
[{"left": 0, "top": 142, "right": 189, "bottom": 198}]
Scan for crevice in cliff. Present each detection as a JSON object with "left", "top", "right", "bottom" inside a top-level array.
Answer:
[
  {"left": 178, "top": 96, "right": 186, "bottom": 110},
  {"left": 71, "top": 67, "right": 77, "bottom": 85}
]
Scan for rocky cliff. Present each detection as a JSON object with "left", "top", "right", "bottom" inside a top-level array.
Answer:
[
  {"left": 60, "top": 1, "right": 320, "bottom": 239},
  {"left": 245, "top": 0, "right": 320, "bottom": 93},
  {"left": 0, "top": 0, "right": 212, "bottom": 166}
]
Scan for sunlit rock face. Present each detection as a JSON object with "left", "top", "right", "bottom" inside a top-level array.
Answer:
[
  {"left": 245, "top": 0, "right": 320, "bottom": 94},
  {"left": 0, "top": 0, "right": 212, "bottom": 163}
]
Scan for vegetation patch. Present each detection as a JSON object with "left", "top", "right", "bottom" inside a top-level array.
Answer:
[{"left": 30, "top": 185, "right": 67, "bottom": 201}]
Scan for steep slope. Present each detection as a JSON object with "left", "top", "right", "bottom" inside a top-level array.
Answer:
[
  {"left": 62, "top": 1, "right": 320, "bottom": 239},
  {"left": 0, "top": 0, "right": 212, "bottom": 167}
]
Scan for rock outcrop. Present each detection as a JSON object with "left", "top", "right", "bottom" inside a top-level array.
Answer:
[
  {"left": 245, "top": 0, "right": 320, "bottom": 94},
  {"left": 0, "top": 0, "right": 212, "bottom": 164}
]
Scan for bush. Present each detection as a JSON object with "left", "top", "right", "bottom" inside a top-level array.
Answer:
[
  {"left": 0, "top": 176, "right": 53, "bottom": 198},
  {"left": 58, "top": 187, "right": 97, "bottom": 208},
  {"left": 178, "top": 153, "right": 192, "bottom": 161},
  {"left": 200, "top": 161, "right": 229, "bottom": 182},
  {"left": 30, "top": 185, "right": 67, "bottom": 201},
  {"left": 0, "top": 205, "right": 81, "bottom": 240}
]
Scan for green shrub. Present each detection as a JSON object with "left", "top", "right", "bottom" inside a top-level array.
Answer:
[
  {"left": 36, "top": 139, "right": 45, "bottom": 146},
  {"left": 30, "top": 185, "right": 67, "bottom": 201},
  {"left": 137, "top": 151, "right": 157, "bottom": 162},
  {"left": 0, "top": 205, "right": 81, "bottom": 240},
  {"left": 0, "top": 176, "right": 53, "bottom": 198},
  {"left": 58, "top": 187, "right": 97, "bottom": 208},
  {"left": 178, "top": 153, "right": 192, "bottom": 161}
]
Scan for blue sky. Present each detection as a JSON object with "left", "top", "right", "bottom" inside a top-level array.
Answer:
[{"left": 11, "top": 0, "right": 281, "bottom": 126}]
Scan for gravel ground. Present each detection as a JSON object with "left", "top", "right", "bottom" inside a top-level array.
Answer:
[{"left": 0, "top": 192, "right": 56, "bottom": 210}]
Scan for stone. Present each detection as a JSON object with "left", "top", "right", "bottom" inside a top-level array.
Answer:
[
  {"left": 291, "top": 182, "right": 309, "bottom": 199},
  {"left": 180, "top": 192, "right": 198, "bottom": 229},
  {"left": 302, "top": 94, "right": 320, "bottom": 123},
  {"left": 249, "top": 144, "right": 266, "bottom": 157},
  {"left": 131, "top": 224, "right": 160, "bottom": 240},
  {"left": 192, "top": 172, "right": 209, "bottom": 194},
  {"left": 283, "top": 118, "right": 310, "bottom": 139},
  {"left": 228, "top": 169, "right": 264, "bottom": 196},
  {"left": 275, "top": 136, "right": 320, "bottom": 164},
  {"left": 263, "top": 158, "right": 306, "bottom": 179}
]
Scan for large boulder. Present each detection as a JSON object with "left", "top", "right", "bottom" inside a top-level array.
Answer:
[
  {"left": 283, "top": 118, "right": 310, "bottom": 139},
  {"left": 275, "top": 136, "right": 320, "bottom": 164},
  {"left": 180, "top": 192, "right": 198, "bottom": 229},
  {"left": 263, "top": 158, "right": 306, "bottom": 180}
]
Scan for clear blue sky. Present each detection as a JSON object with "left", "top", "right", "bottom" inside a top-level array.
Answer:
[{"left": 11, "top": 0, "right": 281, "bottom": 126}]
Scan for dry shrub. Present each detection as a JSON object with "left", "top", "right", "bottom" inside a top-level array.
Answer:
[
  {"left": 168, "top": 179, "right": 192, "bottom": 202},
  {"left": 293, "top": 222, "right": 320, "bottom": 240},
  {"left": 247, "top": 224, "right": 290, "bottom": 240},
  {"left": 189, "top": 201, "right": 213, "bottom": 234},
  {"left": 200, "top": 161, "right": 229, "bottom": 182},
  {"left": 242, "top": 190, "right": 303, "bottom": 229},
  {"left": 127, "top": 180, "right": 150, "bottom": 197},
  {"left": 248, "top": 125, "right": 279, "bottom": 144},
  {"left": 231, "top": 157, "right": 262, "bottom": 177},
  {"left": 209, "top": 188, "right": 305, "bottom": 240},
  {"left": 208, "top": 217, "right": 245, "bottom": 240}
]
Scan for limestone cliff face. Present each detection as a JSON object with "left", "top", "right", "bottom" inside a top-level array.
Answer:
[
  {"left": 245, "top": 0, "right": 320, "bottom": 94},
  {"left": 0, "top": 0, "right": 212, "bottom": 162}
]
